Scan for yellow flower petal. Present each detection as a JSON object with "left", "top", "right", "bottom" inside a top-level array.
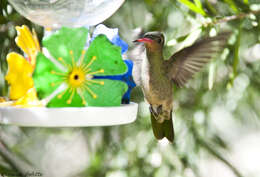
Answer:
[
  {"left": 5, "top": 52, "right": 34, "bottom": 100},
  {"left": 0, "top": 97, "right": 6, "bottom": 102},
  {"left": 15, "top": 25, "right": 40, "bottom": 68},
  {"left": 13, "top": 88, "right": 43, "bottom": 107}
]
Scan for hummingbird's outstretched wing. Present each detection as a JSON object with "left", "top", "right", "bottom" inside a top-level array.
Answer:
[{"left": 166, "top": 32, "right": 231, "bottom": 87}]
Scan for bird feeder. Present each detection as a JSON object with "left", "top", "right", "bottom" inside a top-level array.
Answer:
[{"left": 0, "top": 0, "right": 138, "bottom": 127}]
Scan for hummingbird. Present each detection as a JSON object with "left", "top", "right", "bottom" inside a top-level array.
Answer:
[{"left": 133, "top": 31, "right": 230, "bottom": 142}]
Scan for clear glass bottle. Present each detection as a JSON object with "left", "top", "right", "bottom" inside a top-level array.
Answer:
[{"left": 8, "top": 0, "right": 125, "bottom": 28}]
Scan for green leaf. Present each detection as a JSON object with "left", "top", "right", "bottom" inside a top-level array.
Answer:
[
  {"left": 33, "top": 52, "right": 64, "bottom": 99},
  {"left": 178, "top": 0, "right": 206, "bottom": 16},
  {"left": 85, "top": 35, "right": 127, "bottom": 76},
  {"left": 83, "top": 80, "right": 128, "bottom": 106},
  {"left": 232, "top": 26, "right": 241, "bottom": 80},
  {"left": 205, "top": 0, "right": 217, "bottom": 15},
  {"left": 194, "top": 0, "right": 202, "bottom": 9},
  {"left": 47, "top": 80, "right": 127, "bottom": 107},
  {"left": 223, "top": 0, "right": 239, "bottom": 13},
  {"left": 176, "top": 34, "right": 189, "bottom": 42},
  {"left": 42, "top": 27, "right": 88, "bottom": 66},
  {"left": 47, "top": 89, "right": 85, "bottom": 107}
]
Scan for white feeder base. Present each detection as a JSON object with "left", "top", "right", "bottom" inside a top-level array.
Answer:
[{"left": 0, "top": 102, "right": 138, "bottom": 127}]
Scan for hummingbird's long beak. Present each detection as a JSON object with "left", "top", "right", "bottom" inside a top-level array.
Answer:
[{"left": 133, "top": 38, "right": 153, "bottom": 43}]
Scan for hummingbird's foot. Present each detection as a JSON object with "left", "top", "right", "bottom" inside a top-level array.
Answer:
[
  {"left": 157, "top": 105, "right": 163, "bottom": 114},
  {"left": 149, "top": 106, "right": 158, "bottom": 117},
  {"left": 149, "top": 105, "right": 165, "bottom": 123},
  {"left": 149, "top": 105, "right": 163, "bottom": 117}
]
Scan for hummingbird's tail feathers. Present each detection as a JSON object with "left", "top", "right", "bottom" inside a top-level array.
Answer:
[
  {"left": 150, "top": 111, "right": 174, "bottom": 142},
  {"left": 163, "top": 115, "right": 174, "bottom": 142},
  {"left": 151, "top": 113, "right": 164, "bottom": 140}
]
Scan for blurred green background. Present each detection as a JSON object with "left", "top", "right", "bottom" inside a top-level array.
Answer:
[{"left": 1, "top": 0, "right": 260, "bottom": 177}]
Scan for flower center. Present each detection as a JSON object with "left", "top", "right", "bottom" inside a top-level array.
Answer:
[
  {"left": 51, "top": 51, "right": 105, "bottom": 105},
  {"left": 68, "top": 68, "right": 85, "bottom": 88}
]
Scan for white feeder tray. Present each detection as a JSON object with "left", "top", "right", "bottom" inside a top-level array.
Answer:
[{"left": 0, "top": 102, "right": 138, "bottom": 127}]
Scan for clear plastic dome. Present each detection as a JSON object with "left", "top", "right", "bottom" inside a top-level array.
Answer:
[{"left": 8, "top": 0, "right": 125, "bottom": 28}]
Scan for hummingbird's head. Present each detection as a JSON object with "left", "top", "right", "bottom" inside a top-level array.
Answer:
[{"left": 134, "top": 31, "right": 164, "bottom": 51}]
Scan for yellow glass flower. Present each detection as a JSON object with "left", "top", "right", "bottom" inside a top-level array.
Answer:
[
  {"left": 15, "top": 25, "right": 40, "bottom": 68},
  {"left": 12, "top": 88, "right": 43, "bottom": 107},
  {"left": 5, "top": 25, "right": 40, "bottom": 102},
  {"left": 5, "top": 52, "right": 34, "bottom": 100}
]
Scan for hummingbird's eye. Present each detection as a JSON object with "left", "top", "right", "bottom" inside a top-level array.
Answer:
[{"left": 157, "top": 38, "right": 162, "bottom": 44}]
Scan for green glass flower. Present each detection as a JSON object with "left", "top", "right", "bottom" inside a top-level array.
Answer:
[{"left": 33, "top": 27, "right": 128, "bottom": 107}]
